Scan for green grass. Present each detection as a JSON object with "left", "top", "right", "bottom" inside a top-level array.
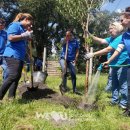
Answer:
[{"left": 0, "top": 73, "right": 130, "bottom": 130}]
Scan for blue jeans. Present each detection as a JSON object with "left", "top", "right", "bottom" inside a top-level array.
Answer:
[
  {"left": 105, "top": 67, "right": 112, "bottom": 92},
  {"left": 127, "top": 67, "right": 130, "bottom": 108},
  {"left": 59, "top": 59, "right": 76, "bottom": 92},
  {"left": 111, "top": 67, "right": 128, "bottom": 107},
  {"left": 1, "top": 58, "right": 8, "bottom": 80}
]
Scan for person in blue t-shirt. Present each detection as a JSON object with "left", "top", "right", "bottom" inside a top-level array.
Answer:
[
  {"left": 34, "top": 57, "right": 43, "bottom": 71},
  {"left": 0, "top": 18, "right": 7, "bottom": 80},
  {"left": 85, "top": 22, "right": 129, "bottom": 109},
  {"left": 0, "top": 13, "right": 33, "bottom": 100},
  {"left": 103, "top": 7, "right": 130, "bottom": 116},
  {"left": 59, "top": 31, "right": 81, "bottom": 95},
  {"left": 0, "top": 18, "right": 7, "bottom": 64}
]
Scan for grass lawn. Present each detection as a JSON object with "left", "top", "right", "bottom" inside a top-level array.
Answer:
[{"left": 0, "top": 73, "right": 130, "bottom": 130}]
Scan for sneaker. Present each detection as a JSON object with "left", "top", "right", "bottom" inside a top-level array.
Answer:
[
  {"left": 73, "top": 90, "right": 82, "bottom": 95},
  {"left": 65, "top": 86, "right": 70, "bottom": 92},
  {"left": 59, "top": 84, "right": 67, "bottom": 95},
  {"left": 119, "top": 104, "right": 127, "bottom": 110}
]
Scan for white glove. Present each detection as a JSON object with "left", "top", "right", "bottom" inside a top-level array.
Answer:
[
  {"left": 84, "top": 53, "right": 94, "bottom": 60},
  {"left": 21, "top": 30, "right": 33, "bottom": 39}
]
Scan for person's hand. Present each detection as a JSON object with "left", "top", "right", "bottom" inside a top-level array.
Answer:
[
  {"left": 84, "top": 53, "right": 94, "bottom": 60},
  {"left": 72, "top": 59, "right": 77, "bottom": 66},
  {"left": 86, "top": 30, "right": 92, "bottom": 37},
  {"left": 102, "top": 61, "right": 109, "bottom": 67},
  {"left": 21, "top": 30, "right": 33, "bottom": 39}
]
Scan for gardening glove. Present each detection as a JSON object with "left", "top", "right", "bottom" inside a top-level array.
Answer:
[
  {"left": 84, "top": 53, "right": 94, "bottom": 60},
  {"left": 21, "top": 30, "right": 33, "bottom": 40}
]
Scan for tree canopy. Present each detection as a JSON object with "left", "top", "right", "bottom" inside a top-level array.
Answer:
[{"left": 0, "top": 0, "right": 118, "bottom": 68}]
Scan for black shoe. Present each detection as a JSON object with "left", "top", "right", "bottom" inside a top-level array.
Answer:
[
  {"left": 73, "top": 90, "right": 82, "bottom": 95},
  {"left": 122, "top": 108, "right": 130, "bottom": 117},
  {"left": 59, "top": 84, "right": 67, "bottom": 95},
  {"left": 65, "top": 86, "right": 70, "bottom": 92}
]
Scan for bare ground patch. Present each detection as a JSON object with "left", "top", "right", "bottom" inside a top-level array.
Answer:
[{"left": 18, "top": 83, "right": 79, "bottom": 108}]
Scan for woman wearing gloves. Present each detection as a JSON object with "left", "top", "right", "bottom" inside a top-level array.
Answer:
[
  {"left": 103, "top": 7, "right": 130, "bottom": 115},
  {"left": 0, "top": 13, "right": 33, "bottom": 100},
  {"left": 85, "top": 22, "right": 129, "bottom": 109}
]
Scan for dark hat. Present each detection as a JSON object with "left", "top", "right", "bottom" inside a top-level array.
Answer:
[
  {"left": 121, "top": 7, "right": 130, "bottom": 15},
  {"left": 0, "top": 18, "right": 6, "bottom": 25}
]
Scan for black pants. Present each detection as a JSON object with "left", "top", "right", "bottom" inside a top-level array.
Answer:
[{"left": 0, "top": 57, "right": 23, "bottom": 99}]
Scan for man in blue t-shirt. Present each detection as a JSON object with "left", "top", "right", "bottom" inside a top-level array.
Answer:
[{"left": 59, "top": 31, "right": 81, "bottom": 95}]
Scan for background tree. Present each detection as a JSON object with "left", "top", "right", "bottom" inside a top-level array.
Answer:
[
  {"left": 1, "top": 0, "right": 118, "bottom": 73},
  {"left": 0, "top": 0, "right": 19, "bottom": 25}
]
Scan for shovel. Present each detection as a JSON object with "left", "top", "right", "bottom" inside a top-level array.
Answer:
[
  {"left": 27, "top": 40, "right": 38, "bottom": 91},
  {"left": 59, "top": 40, "right": 69, "bottom": 95}
]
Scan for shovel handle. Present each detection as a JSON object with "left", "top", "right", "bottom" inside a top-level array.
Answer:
[
  {"left": 64, "top": 40, "right": 69, "bottom": 74},
  {"left": 28, "top": 40, "right": 34, "bottom": 88}
]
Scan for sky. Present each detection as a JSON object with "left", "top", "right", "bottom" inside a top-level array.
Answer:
[{"left": 101, "top": 0, "right": 130, "bottom": 12}]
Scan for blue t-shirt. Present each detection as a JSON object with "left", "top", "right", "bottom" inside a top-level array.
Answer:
[
  {"left": 3, "top": 22, "right": 27, "bottom": 61},
  {"left": 60, "top": 39, "right": 79, "bottom": 61},
  {"left": 0, "top": 30, "right": 7, "bottom": 55},
  {"left": 121, "top": 29, "right": 130, "bottom": 57},
  {"left": 35, "top": 58, "right": 42, "bottom": 67},
  {"left": 105, "top": 35, "right": 129, "bottom": 66}
]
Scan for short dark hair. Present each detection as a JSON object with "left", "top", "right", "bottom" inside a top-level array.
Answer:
[
  {"left": 0, "top": 18, "right": 6, "bottom": 25},
  {"left": 125, "top": 7, "right": 130, "bottom": 12},
  {"left": 66, "top": 30, "right": 74, "bottom": 36}
]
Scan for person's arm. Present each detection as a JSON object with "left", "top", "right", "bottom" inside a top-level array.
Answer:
[
  {"left": 7, "top": 23, "right": 33, "bottom": 42},
  {"left": 94, "top": 46, "right": 113, "bottom": 56},
  {"left": 8, "top": 30, "right": 33, "bottom": 42},
  {"left": 87, "top": 31, "right": 108, "bottom": 44},
  {"left": 91, "top": 35, "right": 108, "bottom": 44},
  {"left": 8, "top": 34, "right": 23, "bottom": 42},
  {"left": 84, "top": 46, "right": 113, "bottom": 59},
  {"left": 60, "top": 37, "right": 66, "bottom": 46},
  {"left": 74, "top": 49, "right": 79, "bottom": 64},
  {"left": 103, "top": 44, "right": 124, "bottom": 65}
]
